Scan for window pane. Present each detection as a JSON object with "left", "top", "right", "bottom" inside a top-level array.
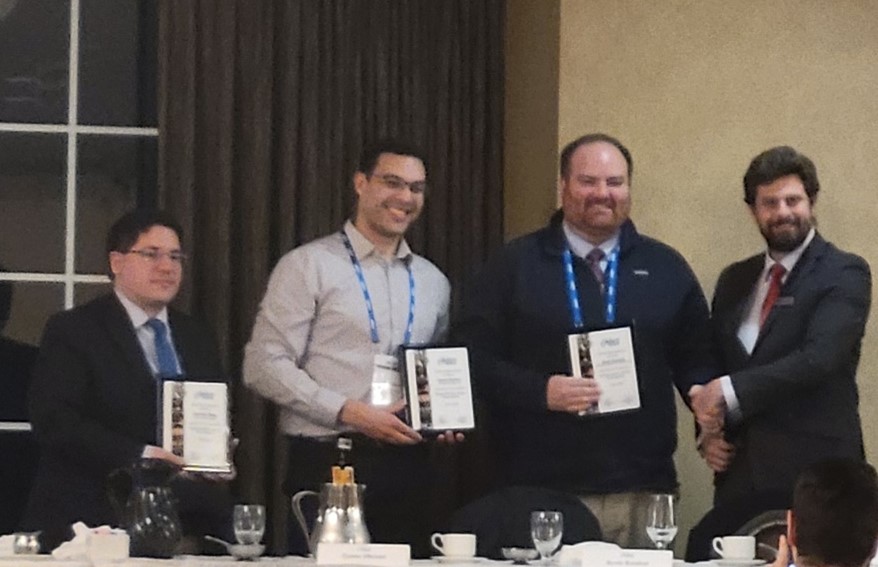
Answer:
[
  {"left": 74, "top": 282, "right": 112, "bottom": 306},
  {"left": 0, "top": 0, "right": 70, "bottom": 124},
  {"left": 79, "top": 0, "right": 157, "bottom": 127},
  {"left": 0, "top": 133, "right": 67, "bottom": 273},
  {"left": 75, "top": 134, "right": 157, "bottom": 273},
  {"left": 0, "top": 280, "right": 63, "bottom": 347}
]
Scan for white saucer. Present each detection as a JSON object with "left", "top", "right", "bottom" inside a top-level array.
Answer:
[
  {"left": 433, "top": 556, "right": 484, "bottom": 564},
  {"left": 714, "top": 560, "right": 766, "bottom": 567}
]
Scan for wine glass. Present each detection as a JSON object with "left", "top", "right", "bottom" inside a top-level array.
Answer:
[
  {"left": 233, "top": 504, "right": 266, "bottom": 545},
  {"left": 531, "top": 510, "right": 563, "bottom": 565},
  {"left": 646, "top": 494, "right": 677, "bottom": 550}
]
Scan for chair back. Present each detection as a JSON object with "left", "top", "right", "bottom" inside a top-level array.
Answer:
[
  {"left": 736, "top": 509, "right": 787, "bottom": 562},
  {"left": 449, "top": 486, "right": 602, "bottom": 559}
]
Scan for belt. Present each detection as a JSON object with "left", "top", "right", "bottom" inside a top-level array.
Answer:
[{"left": 288, "top": 432, "right": 386, "bottom": 450}]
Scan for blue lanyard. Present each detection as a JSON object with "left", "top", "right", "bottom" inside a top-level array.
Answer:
[
  {"left": 341, "top": 231, "right": 415, "bottom": 346},
  {"left": 562, "top": 245, "right": 620, "bottom": 328}
]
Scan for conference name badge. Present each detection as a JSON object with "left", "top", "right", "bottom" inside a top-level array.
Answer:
[{"left": 370, "top": 354, "right": 402, "bottom": 407}]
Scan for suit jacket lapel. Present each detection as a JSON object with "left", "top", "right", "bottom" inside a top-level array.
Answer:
[
  {"left": 100, "top": 293, "right": 155, "bottom": 386},
  {"left": 722, "top": 256, "right": 764, "bottom": 362},
  {"left": 731, "top": 257, "right": 763, "bottom": 328}
]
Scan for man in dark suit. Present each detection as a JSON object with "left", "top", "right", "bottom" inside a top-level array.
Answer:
[
  {"left": 686, "top": 146, "right": 871, "bottom": 559},
  {"left": 21, "top": 210, "right": 232, "bottom": 549}
]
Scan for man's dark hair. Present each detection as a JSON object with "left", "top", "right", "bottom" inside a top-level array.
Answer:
[
  {"left": 743, "top": 146, "right": 820, "bottom": 205},
  {"left": 559, "top": 133, "right": 633, "bottom": 180},
  {"left": 357, "top": 138, "right": 428, "bottom": 176},
  {"left": 792, "top": 459, "right": 878, "bottom": 567},
  {"left": 105, "top": 209, "right": 184, "bottom": 277}
]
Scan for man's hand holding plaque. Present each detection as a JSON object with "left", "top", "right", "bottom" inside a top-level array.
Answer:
[{"left": 546, "top": 374, "right": 601, "bottom": 414}]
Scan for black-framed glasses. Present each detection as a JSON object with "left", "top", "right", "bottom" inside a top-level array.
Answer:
[
  {"left": 126, "top": 248, "right": 187, "bottom": 264},
  {"left": 373, "top": 173, "right": 428, "bottom": 195}
]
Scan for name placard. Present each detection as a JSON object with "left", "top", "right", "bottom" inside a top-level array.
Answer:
[
  {"left": 316, "top": 543, "right": 411, "bottom": 567},
  {"left": 561, "top": 546, "right": 672, "bottom": 567},
  {"left": 161, "top": 380, "right": 232, "bottom": 473}
]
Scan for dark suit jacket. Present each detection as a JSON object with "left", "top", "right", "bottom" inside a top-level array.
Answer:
[
  {"left": 711, "top": 233, "right": 871, "bottom": 504},
  {"left": 0, "top": 337, "right": 39, "bottom": 534},
  {"left": 22, "top": 292, "right": 225, "bottom": 536}
]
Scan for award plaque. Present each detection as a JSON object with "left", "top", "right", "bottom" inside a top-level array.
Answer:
[
  {"left": 567, "top": 326, "right": 640, "bottom": 415},
  {"left": 400, "top": 346, "right": 475, "bottom": 432},
  {"left": 161, "top": 380, "right": 232, "bottom": 473}
]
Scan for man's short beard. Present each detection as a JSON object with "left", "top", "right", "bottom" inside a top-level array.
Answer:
[{"left": 762, "top": 218, "right": 813, "bottom": 253}]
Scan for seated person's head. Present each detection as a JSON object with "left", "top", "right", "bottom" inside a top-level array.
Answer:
[
  {"left": 789, "top": 459, "right": 878, "bottom": 567},
  {"left": 106, "top": 209, "right": 185, "bottom": 316}
]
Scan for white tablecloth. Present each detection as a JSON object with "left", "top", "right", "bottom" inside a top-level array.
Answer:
[
  {"left": 0, "top": 555, "right": 312, "bottom": 567},
  {"left": 0, "top": 556, "right": 520, "bottom": 567},
  {"left": 0, "top": 554, "right": 717, "bottom": 567}
]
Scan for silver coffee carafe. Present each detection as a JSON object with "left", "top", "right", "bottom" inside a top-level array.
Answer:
[{"left": 291, "top": 482, "right": 370, "bottom": 554}]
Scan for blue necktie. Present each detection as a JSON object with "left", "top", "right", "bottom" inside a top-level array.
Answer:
[{"left": 145, "top": 318, "right": 179, "bottom": 379}]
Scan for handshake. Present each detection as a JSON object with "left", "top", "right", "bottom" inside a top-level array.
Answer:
[
  {"left": 688, "top": 379, "right": 736, "bottom": 474},
  {"left": 688, "top": 379, "right": 726, "bottom": 434}
]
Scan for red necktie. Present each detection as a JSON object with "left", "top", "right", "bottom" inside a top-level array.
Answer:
[
  {"left": 586, "top": 249, "right": 605, "bottom": 286},
  {"left": 760, "top": 264, "right": 787, "bottom": 327}
]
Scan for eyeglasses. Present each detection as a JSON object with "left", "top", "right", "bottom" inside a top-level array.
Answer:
[
  {"left": 372, "top": 173, "right": 428, "bottom": 195},
  {"left": 126, "top": 248, "right": 187, "bottom": 264}
]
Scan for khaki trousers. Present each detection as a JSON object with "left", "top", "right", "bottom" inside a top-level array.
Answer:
[{"left": 580, "top": 491, "right": 659, "bottom": 549}]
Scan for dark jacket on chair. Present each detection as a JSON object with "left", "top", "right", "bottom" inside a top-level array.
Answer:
[{"left": 450, "top": 486, "right": 602, "bottom": 559}]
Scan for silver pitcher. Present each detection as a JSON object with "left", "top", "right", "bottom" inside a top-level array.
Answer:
[{"left": 291, "top": 483, "right": 371, "bottom": 554}]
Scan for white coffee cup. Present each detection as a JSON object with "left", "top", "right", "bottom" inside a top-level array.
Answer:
[
  {"left": 431, "top": 533, "right": 477, "bottom": 558},
  {"left": 712, "top": 535, "right": 756, "bottom": 560}
]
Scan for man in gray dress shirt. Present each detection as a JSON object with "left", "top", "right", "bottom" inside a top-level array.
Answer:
[{"left": 243, "top": 139, "right": 452, "bottom": 557}]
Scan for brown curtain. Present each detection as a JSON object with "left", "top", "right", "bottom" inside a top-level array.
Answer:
[{"left": 158, "top": 0, "right": 504, "bottom": 553}]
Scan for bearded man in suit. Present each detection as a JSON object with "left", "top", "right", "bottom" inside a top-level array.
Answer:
[{"left": 686, "top": 146, "right": 871, "bottom": 559}]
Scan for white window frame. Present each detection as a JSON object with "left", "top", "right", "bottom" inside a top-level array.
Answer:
[{"left": 0, "top": 0, "right": 157, "bottom": 431}]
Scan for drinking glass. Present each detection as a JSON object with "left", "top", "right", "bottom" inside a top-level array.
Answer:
[
  {"left": 645, "top": 494, "right": 677, "bottom": 550},
  {"left": 531, "top": 510, "right": 563, "bottom": 565},
  {"left": 233, "top": 504, "right": 266, "bottom": 545}
]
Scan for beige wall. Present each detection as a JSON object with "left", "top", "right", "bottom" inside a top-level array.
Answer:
[{"left": 506, "top": 0, "right": 878, "bottom": 555}]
